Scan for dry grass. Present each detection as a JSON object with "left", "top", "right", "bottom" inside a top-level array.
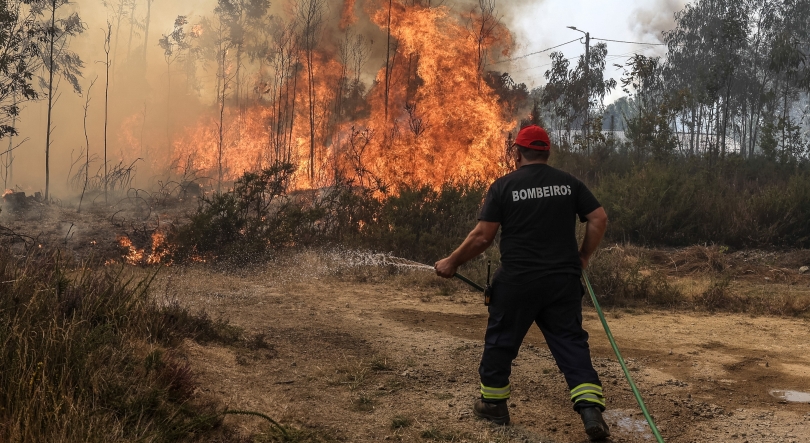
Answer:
[
  {"left": 327, "top": 245, "right": 810, "bottom": 318},
  {"left": 0, "top": 247, "right": 247, "bottom": 442},
  {"left": 588, "top": 245, "right": 810, "bottom": 316}
]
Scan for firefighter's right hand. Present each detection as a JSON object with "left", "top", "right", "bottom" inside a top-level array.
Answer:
[{"left": 434, "top": 257, "right": 457, "bottom": 279}]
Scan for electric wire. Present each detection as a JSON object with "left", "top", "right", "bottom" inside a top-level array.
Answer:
[
  {"left": 488, "top": 38, "right": 580, "bottom": 65},
  {"left": 591, "top": 37, "right": 668, "bottom": 46},
  {"left": 583, "top": 270, "right": 666, "bottom": 443}
]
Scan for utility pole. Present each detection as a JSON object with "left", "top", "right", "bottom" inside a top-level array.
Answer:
[{"left": 568, "top": 26, "right": 590, "bottom": 154}]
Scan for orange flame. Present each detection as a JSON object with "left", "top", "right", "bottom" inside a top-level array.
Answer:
[
  {"left": 118, "top": 232, "right": 169, "bottom": 266},
  {"left": 124, "top": 1, "right": 517, "bottom": 192},
  {"left": 340, "top": 0, "right": 358, "bottom": 30}
]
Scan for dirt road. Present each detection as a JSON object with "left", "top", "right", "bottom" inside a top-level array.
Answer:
[{"left": 161, "top": 254, "right": 810, "bottom": 442}]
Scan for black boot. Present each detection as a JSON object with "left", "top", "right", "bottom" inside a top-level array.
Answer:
[
  {"left": 579, "top": 406, "right": 611, "bottom": 440},
  {"left": 473, "top": 398, "right": 510, "bottom": 425}
]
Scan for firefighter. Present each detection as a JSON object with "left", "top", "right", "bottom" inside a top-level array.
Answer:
[{"left": 435, "top": 125, "right": 610, "bottom": 440}]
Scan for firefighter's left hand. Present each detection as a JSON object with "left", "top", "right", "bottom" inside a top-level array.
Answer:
[{"left": 434, "top": 258, "right": 457, "bottom": 279}]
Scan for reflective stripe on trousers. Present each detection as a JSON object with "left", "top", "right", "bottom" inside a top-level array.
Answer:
[
  {"left": 480, "top": 383, "right": 511, "bottom": 401},
  {"left": 571, "top": 382, "right": 606, "bottom": 409}
]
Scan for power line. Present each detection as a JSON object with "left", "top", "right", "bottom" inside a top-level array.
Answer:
[
  {"left": 494, "top": 37, "right": 669, "bottom": 71},
  {"left": 488, "top": 38, "right": 580, "bottom": 65},
  {"left": 512, "top": 54, "right": 581, "bottom": 73},
  {"left": 592, "top": 37, "right": 667, "bottom": 46},
  {"left": 513, "top": 49, "right": 639, "bottom": 74}
]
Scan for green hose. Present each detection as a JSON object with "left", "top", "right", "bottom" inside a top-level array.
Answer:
[
  {"left": 583, "top": 270, "right": 666, "bottom": 443},
  {"left": 453, "top": 272, "right": 485, "bottom": 292}
]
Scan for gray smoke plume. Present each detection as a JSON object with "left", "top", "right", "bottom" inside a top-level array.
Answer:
[{"left": 629, "top": 0, "right": 688, "bottom": 45}]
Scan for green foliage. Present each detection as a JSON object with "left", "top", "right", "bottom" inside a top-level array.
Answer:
[
  {"left": 595, "top": 159, "right": 810, "bottom": 248},
  {"left": 349, "top": 181, "right": 489, "bottom": 264},
  {"left": 169, "top": 162, "right": 325, "bottom": 260},
  {"left": 0, "top": 248, "right": 230, "bottom": 442},
  {"left": 0, "top": 0, "right": 80, "bottom": 138},
  {"left": 542, "top": 42, "right": 617, "bottom": 141}
]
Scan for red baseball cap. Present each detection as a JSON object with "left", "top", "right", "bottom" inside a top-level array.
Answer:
[{"left": 514, "top": 125, "right": 551, "bottom": 151}]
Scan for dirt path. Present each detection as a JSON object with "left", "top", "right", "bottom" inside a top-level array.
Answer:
[{"left": 161, "top": 257, "right": 810, "bottom": 442}]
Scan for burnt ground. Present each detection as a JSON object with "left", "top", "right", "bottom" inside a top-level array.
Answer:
[{"left": 150, "top": 252, "right": 810, "bottom": 443}]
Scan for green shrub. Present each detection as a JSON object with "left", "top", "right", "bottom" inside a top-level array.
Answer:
[
  {"left": 168, "top": 153, "right": 810, "bottom": 264},
  {"left": 169, "top": 162, "right": 325, "bottom": 261},
  {"left": 594, "top": 160, "right": 810, "bottom": 248}
]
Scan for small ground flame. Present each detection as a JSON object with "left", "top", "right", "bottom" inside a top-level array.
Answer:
[{"left": 118, "top": 232, "right": 169, "bottom": 266}]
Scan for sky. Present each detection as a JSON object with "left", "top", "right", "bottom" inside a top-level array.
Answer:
[{"left": 503, "top": 0, "right": 689, "bottom": 102}]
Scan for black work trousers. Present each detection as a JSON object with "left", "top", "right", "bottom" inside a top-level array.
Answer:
[{"left": 478, "top": 272, "right": 601, "bottom": 397}]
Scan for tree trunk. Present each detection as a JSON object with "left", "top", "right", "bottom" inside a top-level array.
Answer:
[
  {"left": 44, "top": 0, "right": 56, "bottom": 201},
  {"left": 721, "top": 79, "right": 732, "bottom": 158},
  {"left": 384, "top": 0, "right": 392, "bottom": 123},
  {"left": 307, "top": 38, "right": 316, "bottom": 181},
  {"left": 104, "top": 24, "right": 111, "bottom": 203},
  {"left": 143, "top": 0, "right": 153, "bottom": 71},
  {"left": 289, "top": 59, "right": 298, "bottom": 163},
  {"left": 79, "top": 79, "right": 95, "bottom": 213},
  {"left": 126, "top": 0, "right": 137, "bottom": 60}
]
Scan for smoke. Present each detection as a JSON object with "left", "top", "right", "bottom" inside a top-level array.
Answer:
[
  {"left": 628, "top": 0, "right": 688, "bottom": 46},
  {"left": 7, "top": 0, "right": 225, "bottom": 197}
]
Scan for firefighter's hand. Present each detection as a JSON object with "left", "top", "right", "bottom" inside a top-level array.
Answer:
[{"left": 434, "top": 258, "right": 457, "bottom": 279}]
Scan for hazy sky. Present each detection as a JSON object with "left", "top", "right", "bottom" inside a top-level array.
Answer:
[{"left": 505, "top": 0, "right": 688, "bottom": 101}]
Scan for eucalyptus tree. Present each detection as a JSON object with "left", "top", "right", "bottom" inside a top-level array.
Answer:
[
  {"left": 41, "top": 0, "right": 85, "bottom": 201},
  {"left": 101, "top": 0, "right": 134, "bottom": 82},
  {"left": 158, "top": 15, "right": 193, "bottom": 148},
  {"left": 542, "top": 42, "right": 615, "bottom": 151},
  {"left": 142, "top": 0, "right": 154, "bottom": 70},
  {"left": 199, "top": 9, "right": 236, "bottom": 192},
  {"left": 215, "top": 0, "right": 271, "bottom": 112},
  {"left": 661, "top": 0, "right": 809, "bottom": 163},
  {"left": 259, "top": 16, "right": 299, "bottom": 163},
  {"left": 0, "top": 0, "right": 51, "bottom": 189},
  {"left": 296, "top": 0, "right": 325, "bottom": 182}
]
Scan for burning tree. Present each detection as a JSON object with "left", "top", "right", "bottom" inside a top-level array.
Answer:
[{"left": 168, "top": 0, "right": 517, "bottom": 191}]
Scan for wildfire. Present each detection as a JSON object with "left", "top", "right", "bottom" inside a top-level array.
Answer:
[
  {"left": 122, "top": 1, "right": 518, "bottom": 192},
  {"left": 118, "top": 232, "right": 169, "bottom": 266}
]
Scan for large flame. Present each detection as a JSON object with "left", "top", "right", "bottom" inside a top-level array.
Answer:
[{"left": 123, "top": 1, "right": 517, "bottom": 191}]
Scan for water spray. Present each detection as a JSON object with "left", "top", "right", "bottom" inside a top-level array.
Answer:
[{"left": 361, "top": 253, "right": 489, "bottom": 297}]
